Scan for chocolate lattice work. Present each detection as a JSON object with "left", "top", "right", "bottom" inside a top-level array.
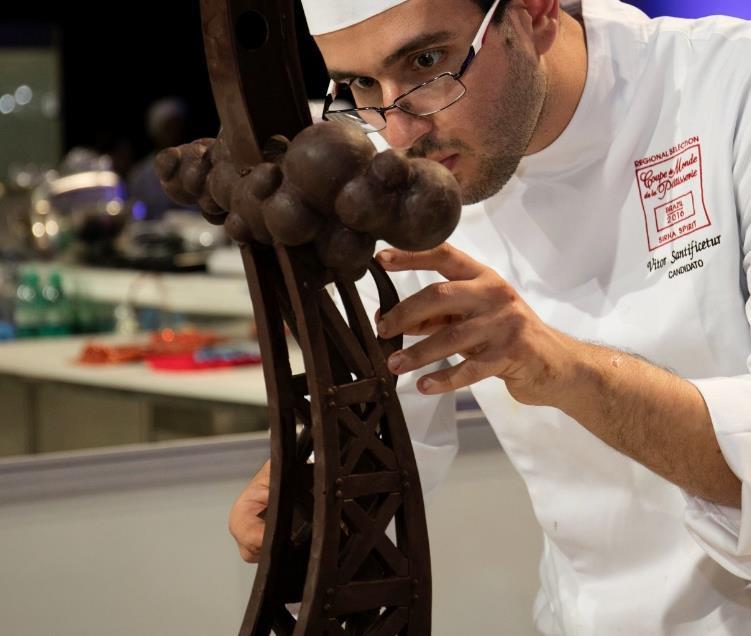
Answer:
[{"left": 157, "top": 1, "right": 462, "bottom": 633}]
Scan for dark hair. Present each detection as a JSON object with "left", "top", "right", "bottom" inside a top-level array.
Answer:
[{"left": 471, "top": 0, "right": 511, "bottom": 23}]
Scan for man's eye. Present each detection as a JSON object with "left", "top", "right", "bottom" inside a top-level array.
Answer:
[
  {"left": 414, "top": 50, "right": 444, "bottom": 70},
  {"left": 352, "top": 77, "right": 376, "bottom": 90}
]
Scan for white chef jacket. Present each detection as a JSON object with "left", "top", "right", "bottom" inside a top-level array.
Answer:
[{"left": 355, "top": 0, "right": 751, "bottom": 633}]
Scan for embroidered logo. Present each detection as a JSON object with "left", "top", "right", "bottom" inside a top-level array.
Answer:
[{"left": 634, "top": 136, "right": 712, "bottom": 251}]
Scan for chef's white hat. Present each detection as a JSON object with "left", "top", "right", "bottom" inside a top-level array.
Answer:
[{"left": 301, "top": 0, "right": 409, "bottom": 35}]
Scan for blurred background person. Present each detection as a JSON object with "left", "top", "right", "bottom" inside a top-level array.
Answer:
[{"left": 128, "top": 97, "right": 195, "bottom": 221}]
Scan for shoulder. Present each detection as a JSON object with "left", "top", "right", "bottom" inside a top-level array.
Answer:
[
  {"left": 586, "top": 0, "right": 751, "bottom": 54},
  {"left": 586, "top": 2, "right": 751, "bottom": 111}
]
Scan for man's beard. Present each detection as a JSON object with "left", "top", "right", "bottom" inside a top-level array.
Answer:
[{"left": 408, "top": 35, "right": 547, "bottom": 205}]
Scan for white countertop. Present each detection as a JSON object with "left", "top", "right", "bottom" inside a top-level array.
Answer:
[
  {"left": 3, "top": 260, "right": 253, "bottom": 318},
  {"left": 60, "top": 265, "right": 253, "bottom": 317},
  {"left": 0, "top": 334, "right": 303, "bottom": 405}
]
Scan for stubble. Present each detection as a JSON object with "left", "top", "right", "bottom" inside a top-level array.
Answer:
[{"left": 408, "top": 27, "right": 548, "bottom": 205}]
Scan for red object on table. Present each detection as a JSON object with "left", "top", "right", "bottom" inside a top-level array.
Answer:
[
  {"left": 77, "top": 328, "right": 226, "bottom": 365},
  {"left": 146, "top": 349, "right": 262, "bottom": 371}
]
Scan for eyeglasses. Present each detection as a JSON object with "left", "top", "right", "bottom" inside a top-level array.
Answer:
[{"left": 322, "top": 0, "right": 502, "bottom": 133}]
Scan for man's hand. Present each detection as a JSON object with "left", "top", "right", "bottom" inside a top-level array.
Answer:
[
  {"left": 375, "top": 243, "right": 577, "bottom": 405},
  {"left": 376, "top": 243, "right": 741, "bottom": 507},
  {"left": 229, "top": 460, "right": 270, "bottom": 563}
]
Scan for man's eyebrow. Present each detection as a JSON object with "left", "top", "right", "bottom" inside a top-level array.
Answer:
[{"left": 328, "top": 30, "right": 458, "bottom": 82}]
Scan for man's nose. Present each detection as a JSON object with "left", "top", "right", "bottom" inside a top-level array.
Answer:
[{"left": 381, "top": 109, "right": 433, "bottom": 151}]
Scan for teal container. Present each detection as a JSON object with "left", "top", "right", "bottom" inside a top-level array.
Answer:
[
  {"left": 40, "top": 270, "right": 73, "bottom": 337},
  {"left": 14, "top": 269, "right": 44, "bottom": 338}
]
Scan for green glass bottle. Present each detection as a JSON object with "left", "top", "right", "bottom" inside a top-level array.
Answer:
[
  {"left": 14, "top": 269, "right": 44, "bottom": 338},
  {"left": 40, "top": 270, "right": 73, "bottom": 337}
]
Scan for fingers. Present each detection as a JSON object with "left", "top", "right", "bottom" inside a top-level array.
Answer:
[
  {"left": 376, "top": 243, "right": 484, "bottom": 281},
  {"left": 235, "top": 518, "right": 266, "bottom": 563},
  {"left": 229, "top": 460, "right": 271, "bottom": 564},
  {"left": 377, "top": 279, "right": 479, "bottom": 339},
  {"left": 416, "top": 355, "right": 499, "bottom": 395},
  {"left": 375, "top": 244, "right": 504, "bottom": 340},
  {"left": 386, "top": 317, "right": 488, "bottom": 376},
  {"left": 376, "top": 306, "right": 463, "bottom": 337},
  {"left": 253, "top": 457, "right": 271, "bottom": 487},
  {"left": 402, "top": 314, "right": 463, "bottom": 337}
]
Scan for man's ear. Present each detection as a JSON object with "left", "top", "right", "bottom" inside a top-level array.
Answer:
[{"left": 519, "top": 0, "right": 560, "bottom": 56}]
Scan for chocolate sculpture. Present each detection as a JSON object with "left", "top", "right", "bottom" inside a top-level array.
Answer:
[{"left": 157, "top": 1, "right": 461, "bottom": 633}]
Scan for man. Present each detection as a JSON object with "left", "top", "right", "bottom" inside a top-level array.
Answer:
[
  {"left": 230, "top": 0, "right": 751, "bottom": 632},
  {"left": 129, "top": 97, "right": 195, "bottom": 220}
]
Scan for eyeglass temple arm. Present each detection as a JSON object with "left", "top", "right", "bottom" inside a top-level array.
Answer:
[
  {"left": 454, "top": 0, "right": 503, "bottom": 79},
  {"left": 322, "top": 80, "right": 338, "bottom": 116},
  {"left": 476, "top": 0, "right": 503, "bottom": 47},
  {"left": 469, "top": 0, "right": 502, "bottom": 55}
]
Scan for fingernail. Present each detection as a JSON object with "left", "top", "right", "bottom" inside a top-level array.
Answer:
[
  {"left": 419, "top": 378, "right": 434, "bottom": 392},
  {"left": 388, "top": 353, "right": 403, "bottom": 372},
  {"left": 379, "top": 251, "right": 393, "bottom": 263},
  {"left": 377, "top": 320, "right": 388, "bottom": 336}
]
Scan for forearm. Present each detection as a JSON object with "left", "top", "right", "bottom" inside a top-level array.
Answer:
[
  {"left": 373, "top": 245, "right": 743, "bottom": 508},
  {"left": 555, "top": 342, "right": 741, "bottom": 508}
]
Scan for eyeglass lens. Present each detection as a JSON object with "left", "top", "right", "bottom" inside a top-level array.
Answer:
[
  {"left": 327, "top": 74, "right": 467, "bottom": 132},
  {"left": 395, "top": 74, "right": 466, "bottom": 115},
  {"left": 325, "top": 109, "right": 385, "bottom": 133}
]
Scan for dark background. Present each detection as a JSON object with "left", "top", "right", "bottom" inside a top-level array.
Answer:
[{"left": 0, "top": 0, "right": 329, "bottom": 169}]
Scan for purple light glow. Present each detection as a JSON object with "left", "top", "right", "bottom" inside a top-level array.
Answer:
[
  {"left": 627, "top": 0, "right": 751, "bottom": 20},
  {"left": 132, "top": 200, "right": 147, "bottom": 220}
]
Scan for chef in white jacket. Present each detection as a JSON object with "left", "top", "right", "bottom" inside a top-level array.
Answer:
[{"left": 229, "top": 0, "right": 751, "bottom": 633}]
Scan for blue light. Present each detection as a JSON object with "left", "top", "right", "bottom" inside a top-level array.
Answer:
[
  {"left": 132, "top": 200, "right": 147, "bottom": 221},
  {"left": 627, "top": 0, "right": 751, "bottom": 19},
  {"left": 0, "top": 321, "right": 15, "bottom": 341}
]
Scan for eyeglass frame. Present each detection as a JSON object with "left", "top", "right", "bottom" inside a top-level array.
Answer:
[{"left": 321, "top": 0, "right": 503, "bottom": 133}]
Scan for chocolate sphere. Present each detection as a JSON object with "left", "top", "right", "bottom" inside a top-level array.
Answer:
[
  {"left": 262, "top": 135, "right": 290, "bottom": 164},
  {"left": 198, "top": 192, "right": 225, "bottom": 218},
  {"left": 200, "top": 208, "right": 229, "bottom": 226},
  {"left": 180, "top": 142, "right": 212, "bottom": 198},
  {"left": 247, "top": 162, "right": 283, "bottom": 200},
  {"left": 209, "top": 132, "right": 231, "bottom": 163},
  {"left": 224, "top": 211, "right": 254, "bottom": 244},
  {"left": 231, "top": 176, "right": 273, "bottom": 244},
  {"left": 207, "top": 160, "right": 240, "bottom": 211},
  {"left": 284, "top": 122, "right": 376, "bottom": 214},
  {"left": 157, "top": 146, "right": 196, "bottom": 206},
  {"left": 337, "top": 262, "right": 371, "bottom": 282},
  {"left": 368, "top": 149, "right": 411, "bottom": 191},
  {"left": 315, "top": 222, "right": 375, "bottom": 273},
  {"left": 162, "top": 179, "right": 196, "bottom": 207},
  {"left": 381, "top": 158, "right": 461, "bottom": 252},
  {"left": 155, "top": 147, "right": 180, "bottom": 181},
  {"left": 263, "top": 186, "right": 324, "bottom": 246},
  {"left": 334, "top": 175, "right": 396, "bottom": 233}
]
